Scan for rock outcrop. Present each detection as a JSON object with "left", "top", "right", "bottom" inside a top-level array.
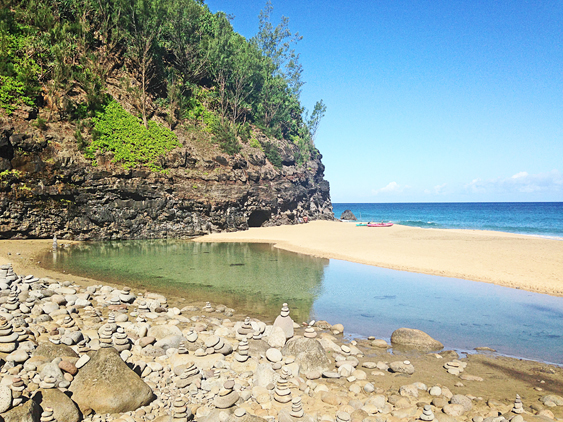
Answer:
[
  {"left": 340, "top": 209, "right": 357, "bottom": 220},
  {"left": 0, "top": 120, "right": 333, "bottom": 240}
]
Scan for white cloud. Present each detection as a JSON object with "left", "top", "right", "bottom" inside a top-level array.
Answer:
[
  {"left": 371, "top": 181, "right": 410, "bottom": 195},
  {"left": 465, "top": 170, "right": 563, "bottom": 195}
]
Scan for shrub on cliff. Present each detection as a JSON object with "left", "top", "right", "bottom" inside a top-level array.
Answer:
[{"left": 86, "top": 100, "right": 180, "bottom": 171}]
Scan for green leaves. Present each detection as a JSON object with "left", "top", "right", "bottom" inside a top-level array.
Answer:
[{"left": 87, "top": 100, "right": 180, "bottom": 171}]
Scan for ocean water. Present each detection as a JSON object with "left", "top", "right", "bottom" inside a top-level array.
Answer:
[
  {"left": 332, "top": 202, "right": 563, "bottom": 239},
  {"left": 41, "top": 240, "right": 563, "bottom": 364}
]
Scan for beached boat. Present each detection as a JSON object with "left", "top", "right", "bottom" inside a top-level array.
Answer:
[
  {"left": 367, "top": 223, "right": 393, "bottom": 227},
  {"left": 356, "top": 223, "right": 368, "bottom": 226}
]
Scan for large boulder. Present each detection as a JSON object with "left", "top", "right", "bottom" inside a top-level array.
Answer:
[
  {"left": 390, "top": 328, "right": 444, "bottom": 352},
  {"left": 281, "top": 337, "right": 331, "bottom": 374},
  {"left": 33, "top": 342, "right": 78, "bottom": 360},
  {"left": 340, "top": 210, "right": 357, "bottom": 220},
  {"left": 69, "top": 347, "right": 154, "bottom": 414},
  {"left": 33, "top": 389, "right": 80, "bottom": 422},
  {"left": 1, "top": 398, "right": 41, "bottom": 422}
]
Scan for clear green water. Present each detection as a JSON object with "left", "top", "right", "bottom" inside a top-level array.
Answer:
[
  {"left": 40, "top": 240, "right": 563, "bottom": 364},
  {"left": 42, "top": 240, "right": 328, "bottom": 323}
]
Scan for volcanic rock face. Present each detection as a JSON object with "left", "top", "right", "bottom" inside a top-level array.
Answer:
[{"left": 0, "top": 123, "right": 333, "bottom": 239}]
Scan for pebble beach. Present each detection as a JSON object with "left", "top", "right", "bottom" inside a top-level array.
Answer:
[{"left": 0, "top": 238, "right": 561, "bottom": 422}]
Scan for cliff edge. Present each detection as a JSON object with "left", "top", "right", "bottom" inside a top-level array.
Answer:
[{"left": 0, "top": 111, "right": 333, "bottom": 240}]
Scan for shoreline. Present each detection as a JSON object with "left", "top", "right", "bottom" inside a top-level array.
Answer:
[{"left": 195, "top": 221, "right": 563, "bottom": 298}]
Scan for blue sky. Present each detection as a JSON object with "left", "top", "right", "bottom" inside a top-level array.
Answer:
[{"left": 206, "top": 1, "right": 563, "bottom": 203}]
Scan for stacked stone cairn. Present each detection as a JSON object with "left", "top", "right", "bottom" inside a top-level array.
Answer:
[
  {"left": 138, "top": 300, "right": 150, "bottom": 313},
  {"left": 172, "top": 398, "right": 190, "bottom": 422},
  {"left": 41, "top": 407, "right": 56, "bottom": 422},
  {"left": 420, "top": 404, "right": 435, "bottom": 421},
  {"left": 273, "top": 303, "right": 294, "bottom": 339},
  {"left": 444, "top": 359, "right": 467, "bottom": 375},
  {"left": 513, "top": 394, "right": 524, "bottom": 414},
  {"left": 291, "top": 396, "right": 305, "bottom": 418},
  {"left": 274, "top": 367, "right": 292, "bottom": 403},
  {"left": 113, "top": 327, "right": 130, "bottom": 351},
  {"left": 304, "top": 323, "right": 317, "bottom": 339},
  {"left": 214, "top": 379, "right": 239, "bottom": 409},
  {"left": 203, "top": 302, "right": 214, "bottom": 312},
  {"left": 0, "top": 317, "right": 18, "bottom": 353},
  {"left": 177, "top": 340, "right": 188, "bottom": 354},
  {"left": 234, "top": 337, "right": 250, "bottom": 362},
  {"left": 10, "top": 377, "right": 25, "bottom": 406},
  {"left": 175, "top": 363, "right": 201, "bottom": 388},
  {"left": 237, "top": 317, "right": 255, "bottom": 339},
  {"left": 99, "top": 325, "right": 114, "bottom": 348}
]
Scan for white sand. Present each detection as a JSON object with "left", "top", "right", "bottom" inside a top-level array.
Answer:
[{"left": 196, "top": 221, "right": 563, "bottom": 297}]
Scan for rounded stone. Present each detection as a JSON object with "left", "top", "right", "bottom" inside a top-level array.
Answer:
[{"left": 266, "top": 348, "right": 283, "bottom": 363}]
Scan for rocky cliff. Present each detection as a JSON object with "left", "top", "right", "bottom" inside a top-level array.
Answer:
[{"left": 0, "top": 111, "right": 333, "bottom": 240}]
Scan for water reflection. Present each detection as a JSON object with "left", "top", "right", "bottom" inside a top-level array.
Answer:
[{"left": 43, "top": 241, "right": 328, "bottom": 323}]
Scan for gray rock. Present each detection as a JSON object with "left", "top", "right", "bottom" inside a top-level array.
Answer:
[
  {"left": 389, "top": 361, "right": 415, "bottom": 375},
  {"left": 69, "top": 347, "right": 154, "bottom": 414},
  {"left": 282, "top": 337, "right": 331, "bottom": 374},
  {"left": 340, "top": 210, "right": 357, "bottom": 220},
  {"left": 390, "top": 328, "right": 444, "bottom": 352},
  {"left": 451, "top": 394, "right": 472, "bottom": 412},
  {"left": 147, "top": 325, "right": 182, "bottom": 340},
  {"left": 541, "top": 395, "right": 563, "bottom": 406}
]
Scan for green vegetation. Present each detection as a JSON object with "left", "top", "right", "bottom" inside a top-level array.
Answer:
[
  {"left": 87, "top": 101, "right": 180, "bottom": 171},
  {"left": 1, "top": 0, "right": 326, "bottom": 165}
]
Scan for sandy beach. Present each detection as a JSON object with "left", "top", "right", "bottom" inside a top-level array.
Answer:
[{"left": 196, "top": 221, "right": 563, "bottom": 297}]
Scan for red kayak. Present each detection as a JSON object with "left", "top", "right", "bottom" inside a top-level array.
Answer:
[{"left": 367, "top": 223, "right": 393, "bottom": 227}]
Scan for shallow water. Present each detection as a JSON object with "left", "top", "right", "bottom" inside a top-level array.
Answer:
[{"left": 41, "top": 240, "right": 563, "bottom": 364}]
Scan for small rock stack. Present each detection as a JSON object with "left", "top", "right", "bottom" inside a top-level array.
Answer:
[
  {"left": 113, "top": 327, "right": 130, "bottom": 351},
  {"left": 40, "top": 407, "right": 56, "bottom": 422},
  {"left": 234, "top": 338, "right": 250, "bottom": 362},
  {"left": 274, "top": 367, "right": 292, "bottom": 403},
  {"left": 172, "top": 398, "right": 190, "bottom": 422},
  {"left": 99, "top": 325, "right": 114, "bottom": 348},
  {"left": 304, "top": 325, "right": 317, "bottom": 338},
  {"left": 237, "top": 317, "right": 255, "bottom": 338},
  {"left": 10, "top": 377, "right": 25, "bottom": 406},
  {"left": 214, "top": 380, "right": 239, "bottom": 409},
  {"left": 0, "top": 317, "right": 18, "bottom": 353},
  {"left": 290, "top": 396, "right": 305, "bottom": 418},
  {"left": 513, "top": 394, "right": 524, "bottom": 414},
  {"left": 273, "top": 303, "right": 294, "bottom": 339},
  {"left": 444, "top": 359, "right": 467, "bottom": 375},
  {"left": 420, "top": 404, "right": 434, "bottom": 421}
]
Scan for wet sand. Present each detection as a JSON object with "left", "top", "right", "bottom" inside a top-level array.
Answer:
[{"left": 195, "top": 221, "right": 563, "bottom": 297}]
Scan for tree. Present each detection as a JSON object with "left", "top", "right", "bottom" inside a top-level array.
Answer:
[
  {"left": 123, "top": 0, "right": 165, "bottom": 128},
  {"left": 306, "top": 99, "right": 326, "bottom": 144}
]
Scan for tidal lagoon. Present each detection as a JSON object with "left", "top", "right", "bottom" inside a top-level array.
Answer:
[{"left": 41, "top": 240, "right": 563, "bottom": 364}]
